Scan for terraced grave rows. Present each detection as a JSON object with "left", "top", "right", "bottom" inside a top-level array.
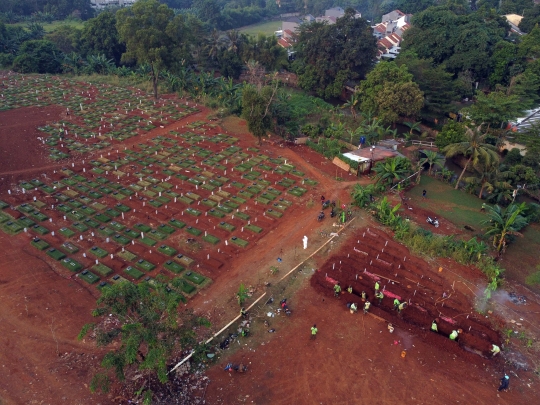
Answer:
[{"left": 0, "top": 125, "right": 319, "bottom": 300}]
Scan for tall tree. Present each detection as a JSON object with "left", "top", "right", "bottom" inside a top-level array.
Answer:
[
  {"left": 443, "top": 125, "right": 500, "bottom": 189},
  {"left": 466, "top": 90, "right": 525, "bottom": 129},
  {"left": 296, "top": 8, "right": 377, "bottom": 99},
  {"left": 358, "top": 62, "right": 424, "bottom": 125},
  {"left": 81, "top": 11, "right": 125, "bottom": 65},
  {"left": 79, "top": 281, "right": 210, "bottom": 401},
  {"left": 241, "top": 81, "right": 278, "bottom": 144},
  {"left": 481, "top": 203, "right": 528, "bottom": 255},
  {"left": 116, "top": 0, "right": 185, "bottom": 98}
]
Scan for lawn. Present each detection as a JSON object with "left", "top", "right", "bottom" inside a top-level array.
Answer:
[
  {"left": 406, "top": 176, "right": 487, "bottom": 230},
  {"left": 238, "top": 20, "right": 282, "bottom": 37}
]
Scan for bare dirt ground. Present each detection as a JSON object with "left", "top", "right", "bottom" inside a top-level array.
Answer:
[
  {"left": 205, "top": 225, "right": 540, "bottom": 405},
  {"left": 0, "top": 92, "right": 539, "bottom": 405}
]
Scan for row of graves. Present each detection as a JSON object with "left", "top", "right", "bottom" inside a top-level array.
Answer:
[
  {"left": 0, "top": 125, "right": 319, "bottom": 301},
  {"left": 0, "top": 74, "right": 197, "bottom": 160}
]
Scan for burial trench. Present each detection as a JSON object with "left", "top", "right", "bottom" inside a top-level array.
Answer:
[{"left": 311, "top": 227, "right": 501, "bottom": 358}]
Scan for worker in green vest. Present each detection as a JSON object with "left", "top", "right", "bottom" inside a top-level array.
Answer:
[
  {"left": 431, "top": 319, "right": 438, "bottom": 333},
  {"left": 347, "top": 285, "right": 353, "bottom": 294},
  {"left": 363, "top": 301, "right": 371, "bottom": 314},
  {"left": 361, "top": 291, "right": 367, "bottom": 301},
  {"left": 311, "top": 324, "right": 318, "bottom": 339},
  {"left": 393, "top": 298, "right": 400, "bottom": 310},
  {"left": 374, "top": 281, "right": 380, "bottom": 293},
  {"left": 449, "top": 330, "right": 459, "bottom": 340},
  {"left": 491, "top": 344, "right": 501, "bottom": 356},
  {"left": 375, "top": 291, "right": 384, "bottom": 304},
  {"left": 334, "top": 283, "right": 341, "bottom": 297},
  {"left": 350, "top": 302, "right": 358, "bottom": 314}
]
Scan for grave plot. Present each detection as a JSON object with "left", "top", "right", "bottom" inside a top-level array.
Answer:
[
  {"left": 0, "top": 123, "right": 320, "bottom": 301},
  {"left": 0, "top": 73, "right": 199, "bottom": 160},
  {"left": 311, "top": 227, "right": 501, "bottom": 359}
]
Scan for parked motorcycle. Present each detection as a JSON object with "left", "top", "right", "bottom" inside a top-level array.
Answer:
[
  {"left": 322, "top": 200, "right": 331, "bottom": 209},
  {"left": 317, "top": 211, "right": 325, "bottom": 221},
  {"left": 426, "top": 216, "right": 439, "bottom": 228}
]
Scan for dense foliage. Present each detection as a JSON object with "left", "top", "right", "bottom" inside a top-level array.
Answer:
[{"left": 295, "top": 8, "right": 377, "bottom": 99}]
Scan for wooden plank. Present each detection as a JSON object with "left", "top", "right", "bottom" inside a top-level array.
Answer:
[{"left": 332, "top": 156, "right": 350, "bottom": 172}]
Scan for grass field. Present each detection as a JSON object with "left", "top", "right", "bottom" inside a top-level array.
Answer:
[
  {"left": 239, "top": 20, "right": 282, "bottom": 37},
  {"left": 406, "top": 176, "right": 487, "bottom": 229},
  {"left": 7, "top": 20, "right": 85, "bottom": 32},
  {"left": 503, "top": 224, "right": 540, "bottom": 292}
]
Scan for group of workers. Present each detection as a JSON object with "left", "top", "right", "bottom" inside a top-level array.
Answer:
[
  {"left": 430, "top": 318, "right": 501, "bottom": 356},
  {"left": 334, "top": 282, "right": 502, "bottom": 359},
  {"left": 334, "top": 281, "right": 408, "bottom": 316}
]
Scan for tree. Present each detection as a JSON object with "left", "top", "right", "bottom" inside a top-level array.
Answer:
[
  {"left": 489, "top": 41, "right": 522, "bottom": 87},
  {"left": 435, "top": 121, "right": 466, "bottom": 149},
  {"left": 116, "top": 0, "right": 185, "bottom": 99},
  {"left": 80, "top": 11, "right": 125, "bottom": 65},
  {"left": 342, "top": 93, "right": 359, "bottom": 119},
  {"left": 465, "top": 163, "right": 510, "bottom": 199},
  {"left": 519, "top": 5, "right": 540, "bottom": 33},
  {"left": 78, "top": 281, "right": 210, "bottom": 401},
  {"left": 397, "top": 51, "right": 458, "bottom": 116},
  {"left": 443, "top": 125, "right": 500, "bottom": 189},
  {"left": 241, "top": 82, "right": 278, "bottom": 144},
  {"left": 358, "top": 62, "right": 424, "bottom": 125},
  {"left": 12, "top": 39, "right": 61, "bottom": 73},
  {"left": 404, "top": 121, "right": 421, "bottom": 135},
  {"left": 518, "top": 25, "right": 540, "bottom": 59},
  {"left": 418, "top": 150, "right": 445, "bottom": 175},
  {"left": 373, "top": 157, "right": 413, "bottom": 187},
  {"left": 351, "top": 183, "right": 377, "bottom": 207},
  {"left": 481, "top": 203, "right": 528, "bottom": 255},
  {"left": 466, "top": 91, "right": 525, "bottom": 129},
  {"left": 402, "top": 6, "right": 508, "bottom": 81},
  {"left": 45, "top": 24, "right": 81, "bottom": 54},
  {"left": 296, "top": 8, "right": 377, "bottom": 98}
]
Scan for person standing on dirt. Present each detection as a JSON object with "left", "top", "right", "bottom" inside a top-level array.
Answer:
[
  {"left": 375, "top": 291, "right": 384, "bottom": 304},
  {"left": 374, "top": 281, "right": 380, "bottom": 294},
  {"left": 334, "top": 283, "right": 341, "bottom": 298},
  {"left": 347, "top": 286, "right": 353, "bottom": 294},
  {"left": 361, "top": 291, "right": 367, "bottom": 301},
  {"left": 491, "top": 344, "right": 501, "bottom": 356},
  {"left": 393, "top": 298, "right": 400, "bottom": 310},
  {"left": 311, "top": 324, "right": 318, "bottom": 339},
  {"left": 240, "top": 307, "right": 248, "bottom": 318},
  {"left": 498, "top": 375, "right": 510, "bottom": 392},
  {"left": 398, "top": 302, "right": 407, "bottom": 315},
  {"left": 422, "top": 190, "right": 427, "bottom": 199},
  {"left": 431, "top": 319, "right": 438, "bottom": 333},
  {"left": 449, "top": 330, "right": 460, "bottom": 341},
  {"left": 363, "top": 301, "right": 371, "bottom": 314},
  {"left": 350, "top": 303, "right": 358, "bottom": 314}
]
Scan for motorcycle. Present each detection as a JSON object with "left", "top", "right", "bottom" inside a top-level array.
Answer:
[
  {"left": 322, "top": 200, "right": 331, "bottom": 209},
  {"left": 330, "top": 208, "right": 336, "bottom": 218},
  {"left": 224, "top": 363, "right": 248, "bottom": 373},
  {"left": 280, "top": 298, "right": 292, "bottom": 316},
  {"left": 426, "top": 216, "right": 439, "bottom": 228},
  {"left": 317, "top": 211, "right": 325, "bottom": 222}
]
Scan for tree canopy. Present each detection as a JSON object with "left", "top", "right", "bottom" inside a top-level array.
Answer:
[
  {"left": 357, "top": 61, "right": 424, "bottom": 125},
  {"left": 116, "top": 0, "right": 191, "bottom": 98},
  {"left": 296, "top": 8, "right": 377, "bottom": 99}
]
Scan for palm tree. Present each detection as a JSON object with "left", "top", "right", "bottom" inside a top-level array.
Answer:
[
  {"left": 443, "top": 125, "right": 500, "bottom": 190},
  {"left": 205, "top": 29, "right": 225, "bottom": 62},
  {"left": 404, "top": 121, "right": 421, "bottom": 135},
  {"left": 465, "top": 164, "right": 511, "bottom": 199},
  {"left": 418, "top": 150, "right": 445, "bottom": 175},
  {"left": 373, "top": 157, "right": 412, "bottom": 187},
  {"left": 225, "top": 30, "right": 243, "bottom": 55},
  {"left": 342, "top": 93, "right": 359, "bottom": 119},
  {"left": 481, "top": 203, "right": 528, "bottom": 255}
]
